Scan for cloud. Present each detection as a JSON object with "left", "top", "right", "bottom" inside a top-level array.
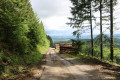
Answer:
[
  {"left": 30, "top": 0, "right": 120, "bottom": 37},
  {"left": 30, "top": 0, "right": 73, "bottom": 36},
  {"left": 30, "top": 0, "right": 72, "bottom": 19},
  {"left": 43, "top": 16, "right": 72, "bottom": 30}
]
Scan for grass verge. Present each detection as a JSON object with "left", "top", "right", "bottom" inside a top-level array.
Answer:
[
  {"left": 63, "top": 53, "right": 120, "bottom": 67},
  {"left": 37, "top": 45, "right": 50, "bottom": 54},
  {"left": 63, "top": 53, "right": 120, "bottom": 79},
  {"left": 0, "top": 46, "right": 50, "bottom": 79}
]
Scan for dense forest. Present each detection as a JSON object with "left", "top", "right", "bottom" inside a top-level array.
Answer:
[{"left": 0, "top": 0, "right": 53, "bottom": 77}]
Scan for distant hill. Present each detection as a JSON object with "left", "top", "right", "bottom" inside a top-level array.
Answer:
[{"left": 51, "top": 34, "right": 120, "bottom": 44}]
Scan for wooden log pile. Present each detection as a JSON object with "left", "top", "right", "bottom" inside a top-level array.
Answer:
[
  {"left": 59, "top": 43, "right": 76, "bottom": 54},
  {"left": 55, "top": 44, "right": 60, "bottom": 50}
]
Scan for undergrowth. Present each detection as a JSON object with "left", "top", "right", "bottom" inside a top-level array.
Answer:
[
  {"left": 0, "top": 46, "right": 50, "bottom": 79},
  {"left": 64, "top": 53, "right": 119, "bottom": 66}
]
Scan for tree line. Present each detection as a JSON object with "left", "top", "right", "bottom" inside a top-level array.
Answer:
[
  {"left": 68, "top": 0, "right": 117, "bottom": 61},
  {"left": 0, "top": 0, "right": 53, "bottom": 75}
]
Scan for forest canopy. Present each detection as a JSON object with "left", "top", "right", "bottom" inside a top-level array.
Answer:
[{"left": 0, "top": 0, "right": 53, "bottom": 69}]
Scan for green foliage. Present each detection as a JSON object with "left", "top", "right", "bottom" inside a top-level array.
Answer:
[
  {"left": 71, "top": 39, "right": 85, "bottom": 54},
  {"left": 47, "top": 35, "right": 54, "bottom": 48},
  {"left": 68, "top": 0, "right": 118, "bottom": 61},
  {"left": 64, "top": 54, "right": 80, "bottom": 60},
  {"left": 65, "top": 43, "right": 120, "bottom": 65},
  {"left": 0, "top": 52, "right": 4, "bottom": 62},
  {"left": 54, "top": 37, "right": 120, "bottom": 64},
  {"left": 37, "top": 45, "right": 50, "bottom": 54},
  {"left": 81, "top": 44, "right": 120, "bottom": 64},
  {"left": 6, "top": 51, "right": 43, "bottom": 65},
  {"left": 0, "top": 0, "right": 49, "bottom": 54},
  {"left": 0, "top": 65, "right": 5, "bottom": 75},
  {"left": 81, "top": 45, "right": 92, "bottom": 55},
  {"left": 114, "top": 48, "right": 120, "bottom": 64},
  {"left": 94, "top": 46, "right": 100, "bottom": 57},
  {"left": 0, "top": 0, "right": 50, "bottom": 75},
  {"left": 94, "top": 34, "right": 110, "bottom": 46}
]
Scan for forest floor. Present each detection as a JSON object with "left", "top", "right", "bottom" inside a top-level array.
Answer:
[{"left": 6, "top": 48, "right": 120, "bottom": 80}]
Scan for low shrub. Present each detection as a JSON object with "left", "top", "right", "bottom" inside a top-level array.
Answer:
[
  {"left": 81, "top": 44, "right": 120, "bottom": 64},
  {"left": 8, "top": 51, "right": 43, "bottom": 65}
]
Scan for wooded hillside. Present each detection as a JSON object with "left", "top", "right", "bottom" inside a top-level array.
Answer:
[{"left": 0, "top": 0, "right": 51, "bottom": 76}]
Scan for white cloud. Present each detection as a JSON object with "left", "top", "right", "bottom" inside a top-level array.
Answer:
[
  {"left": 30, "top": 0, "right": 73, "bottom": 36},
  {"left": 30, "top": 0, "right": 120, "bottom": 37},
  {"left": 30, "top": 0, "right": 72, "bottom": 18},
  {"left": 43, "top": 16, "right": 72, "bottom": 30}
]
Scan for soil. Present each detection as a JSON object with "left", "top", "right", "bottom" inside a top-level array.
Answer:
[
  {"left": 6, "top": 48, "right": 120, "bottom": 80},
  {"left": 31, "top": 48, "right": 120, "bottom": 80}
]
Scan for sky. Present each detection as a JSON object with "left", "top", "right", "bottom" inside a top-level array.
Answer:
[
  {"left": 30, "top": 0, "right": 120, "bottom": 37},
  {"left": 30, "top": 0, "right": 74, "bottom": 37}
]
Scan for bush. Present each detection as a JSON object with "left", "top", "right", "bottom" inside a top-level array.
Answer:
[
  {"left": 8, "top": 51, "right": 43, "bottom": 65},
  {"left": 0, "top": 52, "right": 6, "bottom": 75},
  {"left": 71, "top": 39, "right": 85, "bottom": 54},
  {"left": 81, "top": 44, "right": 120, "bottom": 64},
  {"left": 0, "top": 65, "right": 5, "bottom": 75},
  {"left": 0, "top": 0, "right": 50, "bottom": 77},
  {"left": 81, "top": 45, "right": 91, "bottom": 55},
  {"left": 94, "top": 45, "right": 100, "bottom": 57},
  {"left": 37, "top": 45, "right": 50, "bottom": 54}
]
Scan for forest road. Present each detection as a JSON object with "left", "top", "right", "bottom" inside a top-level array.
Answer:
[{"left": 39, "top": 48, "right": 116, "bottom": 80}]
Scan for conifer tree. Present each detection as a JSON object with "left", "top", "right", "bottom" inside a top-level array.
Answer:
[{"left": 68, "top": 0, "right": 94, "bottom": 56}]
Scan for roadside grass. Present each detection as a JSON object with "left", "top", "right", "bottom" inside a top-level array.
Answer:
[
  {"left": 0, "top": 46, "right": 50, "bottom": 79},
  {"left": 63, "top": 53, "right": 120, "bottom": 79},
  {"left": 63, "top": 53, "right": 120, "bottom": 66},
  {"left": 37, "top": 45, "right": 50, "bottom": 54},
  {"left": 9, "top": 52, "right": 43, "bottom": 65},
  {"left": 81, "top": 45, "right": 120, "bottom": 65},
  {"left": 0, "top": 52, "right": 43, "bottom": 79},
  {"left": 55, "top": 49, "right": 59, "bottom": 53},
  {"left": 63, "top": 54, "right": 80, "bottom": 60}
]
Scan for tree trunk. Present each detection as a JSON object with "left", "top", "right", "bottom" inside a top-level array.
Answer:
[
  {"left": 110, "top": 0, "right": 114, "bottom": 61},
  {"left": 90, "top": 3, "right": 94, "bottom": 56},
  {"left": 100, "top": 0, "right": 103, "bottom": 59}
]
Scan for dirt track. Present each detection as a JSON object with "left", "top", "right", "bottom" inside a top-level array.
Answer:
[{"left": 38, "top": 48, "right": 116, "bottom": 80}]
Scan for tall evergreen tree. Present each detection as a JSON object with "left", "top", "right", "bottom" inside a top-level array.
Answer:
[
  {"left": 90, "top": 1, "right": 94, "bottom": 56},
  {"left": 100, "top": 0, "right": 103, "bottom": 59},
  {"left": 110, "top": 0, "right": 114, "bottom": 61},
  {"left": 68, "top": 0, "right": 95, "bottom": 56},
  {"left": 47, "top": 35, "right": 54, "bottom": 48},
  {"left": 0, "top": 0, "right": 50, "bottom": 54},
  {"left": 94, "top": 0, "right": 117, "bottom": 59}
]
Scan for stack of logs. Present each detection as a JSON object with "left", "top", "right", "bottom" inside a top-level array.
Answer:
[
  {"left": 55, "top": 44, "right": 60, "bottom": 50},
  {"left": 55, "top": 43, "right": 76, "bottom": 54}
]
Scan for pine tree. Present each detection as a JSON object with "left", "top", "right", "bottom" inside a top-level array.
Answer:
[
  {"left": 110, "top": 0, "right": 114, "bottom": 61},
  {"left": 68, "top": 0, "right": 95, "bottom": 56},
  {"left": 0, "top": 0, "right": 50, "bottom": 54},
  {"left": 47, "top": 35, "right": 54, "bottom": 48}
]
